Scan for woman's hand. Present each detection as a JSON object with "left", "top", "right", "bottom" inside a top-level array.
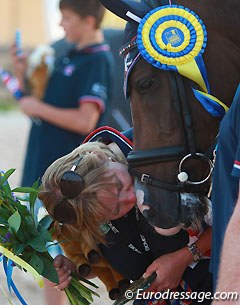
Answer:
[
  {"left": 144, "top": 226, "right": 212, "bottom": 292},
  {"left": 143, "top": 247, "right": 192, "bottom": 292},
  {"left": 45, "top": 255, "right": 77, "bottom": 291}
]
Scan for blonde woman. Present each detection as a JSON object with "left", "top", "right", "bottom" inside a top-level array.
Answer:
[{"left": 40, "top": 129, "right": 213, "bottom": 304}]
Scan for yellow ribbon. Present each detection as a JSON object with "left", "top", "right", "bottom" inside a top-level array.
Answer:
[
  {"left": 177, "top": 61, "right": 229, "bottom": 112},
  {"left": 0, "top": 245, "right": 44, "bottom": 288},
  {"left": 177, "top": 60, "right": 208, "bottom": 93}
]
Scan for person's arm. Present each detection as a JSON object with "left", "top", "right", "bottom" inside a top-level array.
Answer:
[
  {"left": 212, "top": 185, "right": 240, "bottom": 302},
  {"left": 19, "top": 96, "right": 101, "bottom": 134},
  {"left": 9, "top": 44, "right": 28, "bottom": 91},
  {"left": 18, "top": 51, "right": 111, "bottom": 133},
  {"left": 143, "top": 227, "right": 212, "bottom": 292}
]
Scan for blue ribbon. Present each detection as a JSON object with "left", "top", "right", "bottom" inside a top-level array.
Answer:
[
  {"left": 3, "top": 256, "right": 28, "bottom": 305},
  {"left": 7, "top": 258, "right": 14, "bottom": 292},
  {"left": 195, "top": 55, "right": 211, "bottom": 93},
  {"left": 193, "top": 89, "right": 226, "bottom": 117}
]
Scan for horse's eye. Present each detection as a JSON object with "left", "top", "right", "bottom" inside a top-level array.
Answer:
[{"left": 137, "top": 77, "right": 155, "bottom": 92}]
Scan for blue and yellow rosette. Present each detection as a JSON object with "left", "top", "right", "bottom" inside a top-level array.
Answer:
[
  {"left": 137, "top": 5, "right": 207, "bottom": 72},
  {"left": 136, "top": 5, "right": 228, "bottom": 117}
]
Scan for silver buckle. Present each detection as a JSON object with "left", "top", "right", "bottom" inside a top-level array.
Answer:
[{"left": 141, "top": 174, "right": 149, "bottom": 183}]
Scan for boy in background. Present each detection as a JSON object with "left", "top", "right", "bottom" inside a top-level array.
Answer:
[{"left": 10, "top": 0, "right": 114, "bottom": 304}]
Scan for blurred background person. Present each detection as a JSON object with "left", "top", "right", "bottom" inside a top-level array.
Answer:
[
  {"left": 51, "top": 29, "right": 132, "bottom": 131},
  {"left": 10, "top": 0, "right": 114, "bottom": 188},
  {"left": 9, "top": 0, "right": 114, "bottom": 304},
  {"left": 0, "top": 0, "right": 132, "bottom": 303}
]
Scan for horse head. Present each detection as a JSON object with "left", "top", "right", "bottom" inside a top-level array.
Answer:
[{"left": 100, "top": 0, "right": 240, "bottom": 234}]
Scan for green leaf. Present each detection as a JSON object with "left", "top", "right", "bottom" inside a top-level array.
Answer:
[
  {"left": 28, "top": 230, "right": 52, "bottom": 252},
  {"left": 76, "top": 275, "right": 99, "bottom": 289},
  {"left": 0, "top": 208, "right": 11, "bottom": 224},
  {"left": 0, "top": 218, "right": 8, "bottom": 225},
  {"left": 13, "top": 201, "right": 29, "bottom": 215},
  {"left": 29, "top": 180, "right": 40, "bottom": 218},
  {"left": 73, "top": 283, "right": 93, "bottom": 302},
  {"left": 29, "top": 253, "right": 44, "bottom": 274},
  {"left": 40, "top": 254, "right": 59, "bottom": 283},
  {"left": 68, "top": 285, "right": 90, "bottom": 305},
  {"left": 37, "top": 216, "right": 53, "bottom": 232},
  {"left": 0, "top": 180, "right": 12, "bottom": 197},
  {"left": 71, "top": 276, "right": 99, "bottom": 298},
  {"left": 13, "top": 243, "right": 26, "bottom": 255},
  {"left": 1, "top": 169, "right": 15, "bottom": 184},
  {"left": 0, "top": 226, "right": 8, "bottom": 235},
  {"left": 65, "top": 288, "right": 79, "bottom": 305},
  {"left": 8, "top": 211, "right": 21, "bottom": 232},
  {"left": 12, "top": 187, "right": 38, "bottom": 194}
]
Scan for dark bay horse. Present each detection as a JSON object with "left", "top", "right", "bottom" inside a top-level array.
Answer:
[{"left": 101, "top": 0, "right": 240, "bottom": 235}]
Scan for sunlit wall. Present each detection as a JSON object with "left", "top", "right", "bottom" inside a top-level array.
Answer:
[{"left": 0, "top": 0, "right": 126, "bottom": 48}]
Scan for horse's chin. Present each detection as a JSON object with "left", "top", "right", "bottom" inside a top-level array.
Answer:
[
  {"left": 180, "top": 193, "right": 212, "bottom": 231},
  {"left": 154, "top": 226, "right": 181, "bottom": 236}
]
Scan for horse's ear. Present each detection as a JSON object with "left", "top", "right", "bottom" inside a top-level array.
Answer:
[{"left": 100, "top": 0, "right": 151, "bottom": 23}]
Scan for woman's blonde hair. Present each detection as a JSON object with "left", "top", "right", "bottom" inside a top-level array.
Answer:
[{"left": 39, "top": 141, "right": 127, "bottom": 246}]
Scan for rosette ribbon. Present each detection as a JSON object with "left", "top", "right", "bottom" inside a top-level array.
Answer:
[
  {"left": 136, "top": 5, "right": 228, "bottom": 117},
  {"left": 0, "top": 245, "right": 44, "bottom": 305}
]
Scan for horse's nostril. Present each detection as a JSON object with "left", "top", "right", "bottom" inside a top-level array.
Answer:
[
  {"left": 141, "top": 204, "right": 180, "bottom": 229},
  {"left": 138, "top": 204, "right": 149, "bottom": 214},
  {"left": 142, "top": 207, "right": 158, "bottom": 227},
  {"left": 142, "top": 207, "right": 153, "bottom": 219}
]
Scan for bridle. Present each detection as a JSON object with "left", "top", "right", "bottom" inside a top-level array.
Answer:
[
  {"left": 117, "top": 2, "right": 228, "bottom": 195},
  {"left": 126, "top": 56, "right": 216, "bottom": 194}
]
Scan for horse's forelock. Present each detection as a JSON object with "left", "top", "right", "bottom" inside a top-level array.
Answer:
[
  {"left": 146, "top": 0, "right": 168, "bottom": 9},
  {"left": 122, "top": 0, "right": 176, "bottom": 45}
]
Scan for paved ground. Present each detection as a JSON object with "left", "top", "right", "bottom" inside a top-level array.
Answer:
[{"left": 0, "top": 111, "right": 115, "bottom": 305}]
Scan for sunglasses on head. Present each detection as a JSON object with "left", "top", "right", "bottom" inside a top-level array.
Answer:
[{"left": 53, "top": 157, "right": 84, "bottom": 224}]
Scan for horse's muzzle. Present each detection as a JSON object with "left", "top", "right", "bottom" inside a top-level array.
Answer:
[{"left": 135, "top": 179, "right": 211, "bottom": 234}]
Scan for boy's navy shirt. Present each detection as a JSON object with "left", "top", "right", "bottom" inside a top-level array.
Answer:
[{"left": 22, "top": 43, "right": 114, "bottom": 187}]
